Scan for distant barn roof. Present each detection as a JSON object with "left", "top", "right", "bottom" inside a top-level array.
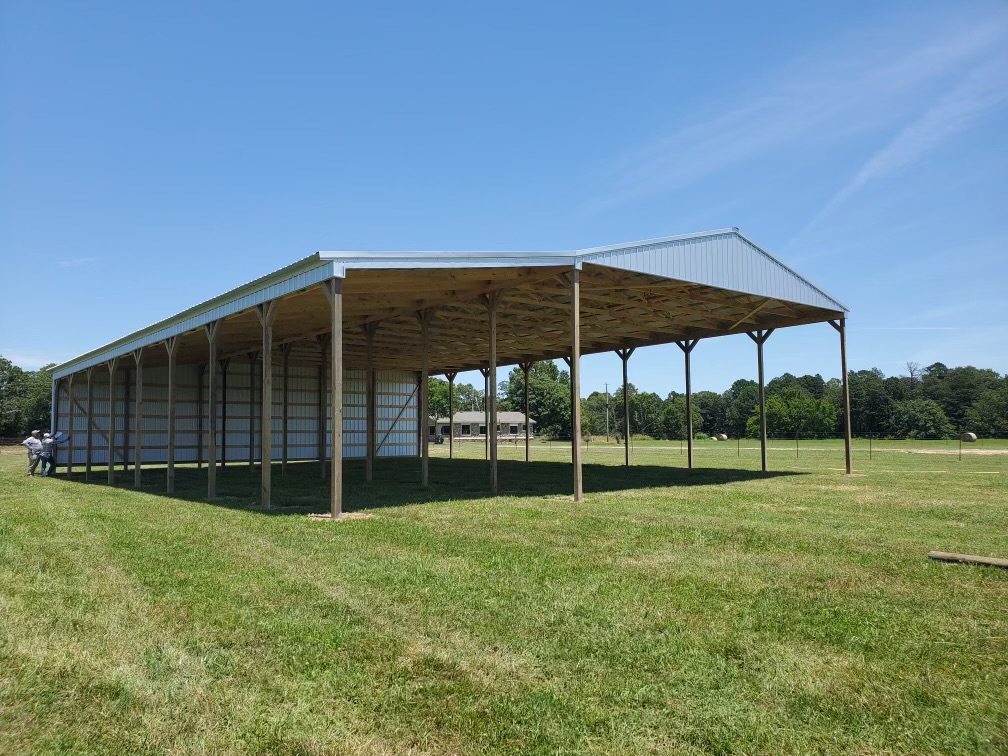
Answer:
[{"left": 435, "top": 412, "right": 534, "bottom": 425}]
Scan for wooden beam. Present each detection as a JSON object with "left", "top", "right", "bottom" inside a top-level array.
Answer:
[
  {"left": 121, "top": 366, "right": 129, "bottom": 473},
  {"left": 417, "top": 308, "right": 435, "bottom": 489},
  {"left": 85, "top": 367, "right": 94, "bottom": 480},
  {"left": 196, "top": 364, "right": 204, "bottom": 470},
  {"left": 322, "top": 279, "right": 343, "bottom": 518},
  {"left": 106, "top": 358, "right": 119, "bottom": 484},
  {"left": 483, "top": 293, "right": 501, "bottom": 494},
  {"left": 164, "top": 337, "right": 179, "bottom": 493},
  {"left": 928, "top": 551, "right": 1008, "bottom": 569},
  {"left": 831, "top": 318, "right": 853, "bottom": 475},
  {"left": 316, "top": 333, "right": 330, "bottom": 480},
  {"left": 616, "top": 348, "right": 635, "bottom": 466},
  {"left": 747, "top": 329, "right": 774, "bottom": 472},
  {"left": 281, "top": 342, "right": 292, "bottom": 478},
  {"left": 519, "top": 362, "right": 532, "bottom": 463},
  {"left": 205, "top": 321, "right": 220, "bottom": 499},
  {"left": 479, "top": 366, "right": 490, "bottom": 461},
  {"left": 219, "top": 357, "right": 230, "bottom": 469},
  {"left": 445, "top": 370, "right": 457, "bottom": 460},
  {"left": 133, "top": 347, "right": 144, "bottom": 488},
  {"left": 364, "top": 323, "right": 378, "bottom": 481},
  {"left": 570, "top": 270, "right": 583, "bottom": 501},
  {"left": 677, "top": 340, "right": 699, "bottom": 469},
  {"left": 66, "top": 375, "right": 75, "bottom": 477},
  {"left": 257, "top": 299, "right": 278, "bottom": 507},
  {"left": 246, "top": 351, "right": 259, "bottom": 470}
]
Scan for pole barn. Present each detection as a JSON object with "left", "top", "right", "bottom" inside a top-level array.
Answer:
[{"left": 51, "top": 229, "right": 852, "bottom": 514}]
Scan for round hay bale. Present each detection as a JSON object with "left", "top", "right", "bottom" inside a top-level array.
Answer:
[
  {"left": 959, "top": 432, "right": 978, "bottom": 442},
  {"left": 716, "top": 433, "right": 728, "bottom": 441}
]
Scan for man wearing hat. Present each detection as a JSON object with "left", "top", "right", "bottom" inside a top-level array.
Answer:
[
  {"left": 40, "top": 432, "right": 59, "bottom": 477},
  {"left": 21, "top": 430, "right": 43, "bottom": 477}
]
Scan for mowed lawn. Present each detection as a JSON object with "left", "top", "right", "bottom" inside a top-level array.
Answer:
[{"left": 1, "top": 439, "right": 1006, "bottom": 755}]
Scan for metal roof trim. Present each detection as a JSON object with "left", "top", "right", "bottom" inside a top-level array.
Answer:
[
  {"left": 574, "top": 228, "right": 739, "bottom": 257},
  {"left": 52, "top": 256, "right": 338, "bottom": 378},
  {"left": 320, "top": 250, "right": 577, "bottom": 268}
]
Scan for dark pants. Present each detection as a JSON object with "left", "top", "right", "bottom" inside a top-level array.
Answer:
[
  {"left": 27, "top": 452, "right": 40, "bottom": 476},
  {"left": 40, "top": 455, "right": 55, "bottom": 477}
]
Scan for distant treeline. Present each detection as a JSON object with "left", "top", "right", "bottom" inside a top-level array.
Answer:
[
  {"left": 0, "top": 358, "right": 54, "bottom": 436},
  {"left": 2, "top": 355, "right": 1005, "bottom": 442},
  {"left": 430, "top": 361, "right": 1008, "bottom": 441}
]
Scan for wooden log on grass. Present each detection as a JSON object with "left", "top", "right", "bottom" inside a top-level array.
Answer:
[{"left": 928, "top": 551, "right": 1008, "bottom": 569}]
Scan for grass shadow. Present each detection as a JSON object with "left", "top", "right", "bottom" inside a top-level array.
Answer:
[{"left": 64, "top": 456, "right": 803, "bottom": 515}]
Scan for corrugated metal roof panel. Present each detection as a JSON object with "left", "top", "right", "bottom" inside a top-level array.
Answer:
[
  {"left": 52, "top": 229, "right": 846, "bottom": 380},
  {"left": 579, "top": 230, "right": 847, "bottom": 312}
]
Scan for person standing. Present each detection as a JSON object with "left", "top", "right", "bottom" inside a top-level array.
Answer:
[
  {"left": 21, "top": 430, "right": 43, "bottom": 476},
  {"left": 40, "top": 432, "right": 58, "bottom": 477}
]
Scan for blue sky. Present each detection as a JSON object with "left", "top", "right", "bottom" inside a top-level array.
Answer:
[{"left": 2, "top": 1, "right": 1006, "bottom": 398}]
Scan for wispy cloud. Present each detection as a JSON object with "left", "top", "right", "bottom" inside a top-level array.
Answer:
[
  {"left": 803, "top": 57, "right": 1008, "bottom": 231},
  {"left": 58, "top": 257, "right": 98, "bottom": 268},
  {"left": 602, "top": 10, "right": 1007, "bottom": 205}
]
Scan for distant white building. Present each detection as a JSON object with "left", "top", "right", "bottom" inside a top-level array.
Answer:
[{"left": 431, "top": 411, "right": 535, "bottom": 440}]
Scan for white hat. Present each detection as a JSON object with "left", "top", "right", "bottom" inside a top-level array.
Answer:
[{"left": 43, "top": 432, "right": 52, "bottom": 438}]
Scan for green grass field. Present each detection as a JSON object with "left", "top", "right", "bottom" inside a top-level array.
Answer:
[{"left": 1, "top": 439, "right": 1006, "bottom": 755}]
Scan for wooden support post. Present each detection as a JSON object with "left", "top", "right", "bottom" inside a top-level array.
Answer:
[
  {"left": 164, "top": 337, "right": 179, "bottom": 493},
  {"left": 482, "top": 293, "right": 501, "bottom": 494},
  {"left": 570, "top": 270, "right": 583, "bottom": 501},
  {"left": 85, "top": 367, "right": 94, "bottom": 480},
  {"left": 479, "top": 367, "right": 490, "bottom": 461},
  {"left": 519, "top": 362, "right": 532, "bottom": 463},
  {"left": 219, "top": 358, "right": 230, "bottom": 469},
  {"left": 122, "top": 367, "right": 130, "bottom": 473},
  {"left": 133, "top": 347, "right": 144, "bottom": 487},
  {"left": 316, "top": 334, "right": 330, "bottom": 480},
  {"left": 256, "top": 302, "right": 277, "bottom": 507},
  {"left": 106, "top": 359, "right": 119, "bottom": 484},
  {"left": 364, "top": 324, "right": 378, "bottom": 481},
  {"left": 196, "top": 364, "right": 204, "bottom": 470},
  {"left": 615, "top": 348, "right": 635, "bottom": 466},
  {"left": 205, "top": 321, "right": 220, "bottom": 499},
  {"left": 281, "top": 343, "right": 292, "bottom": 478},
  {"left": 417, "top": 309, "right": 435, "bottom": 489},
  {"left": 66, "top": 375, "right": 75, "bottom": 477},
  {"left": 321, "top": 279, "right": 343, "bottom": 518},
  {"left": 747, "top": 329, "right": 774, "bottom": 473},
  {"left": 676, "top": 340, "right": 699, "bottom": 469},
  {"left": 445, "top": 371, "right": 457, "bottom": 460},
  {"left": 247, "top": 351, "right": 259, "bottom": 469},
  {"left": 829, "top": 318, "right": 853, "bottom": 475}
]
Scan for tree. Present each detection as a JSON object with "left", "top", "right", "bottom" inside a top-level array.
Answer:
[
  {"left": 454, "top": 382, "right": 482, "bottom": 412},
  {"left": 427, "top": 377, "right": 450, "bottom": 421},
  {"left": 848, "top": 369, "right": 894, "bottom": 436},
  {"left": 662, "top": 394, "right": 703, "bottom": 440},
  {"left": 500, "top": 361, "right": 570, "bottom": 438},
  {"left": 0, "top": 357, "right": 28, "bottom": 435},
  {"left": 632, "top": 391, "right": 664, "bottom": 438},
  {"left": 724, "top": 379, "right": 758, "bottom": 438},
  {"left": 581, "top": 391, "right": 610, "bottom": 437},
  {"left": 891, "top": 398, "right": 954, "bottom": 439},
  {"left": 693, "top": 391, "right": 726, "bottom": 435},
  {"left": 966, "top": 378, "right": 1008, "bottom": 437}
]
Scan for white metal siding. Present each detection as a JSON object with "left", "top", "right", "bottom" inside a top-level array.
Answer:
[{"left": 55, "top": 367, "right": 417, "bottom": 465}]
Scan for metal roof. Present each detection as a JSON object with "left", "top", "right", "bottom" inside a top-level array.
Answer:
[
  {"left": 52, "top": 229, "right": 847, "bottom": 379},
  {"left": 435, "top": 412, "right": 535, "bottom": 424}
]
